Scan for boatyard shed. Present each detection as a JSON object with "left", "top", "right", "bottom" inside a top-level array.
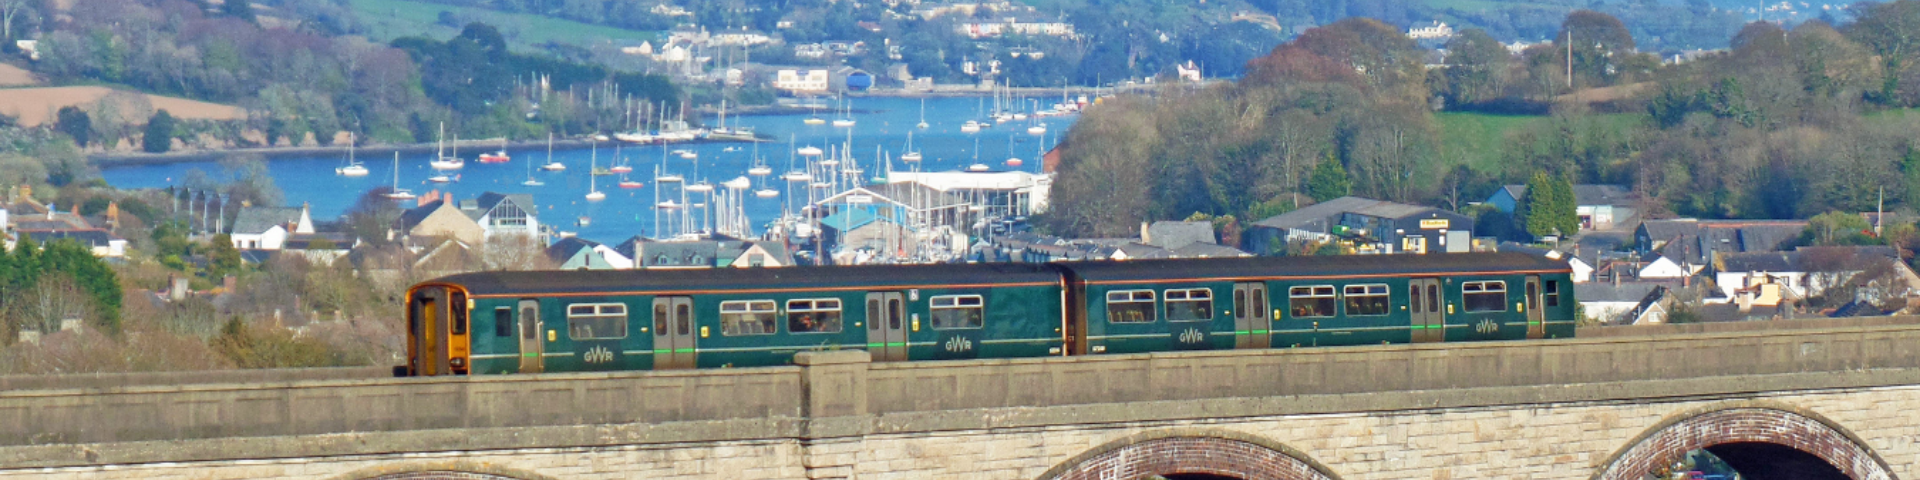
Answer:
[{"left": 1243, "top": 196, "right": 1473, "bottom": 255}]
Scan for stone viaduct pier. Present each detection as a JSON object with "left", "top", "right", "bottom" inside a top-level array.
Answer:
[{"left": 3, "top": 317, "right": 1920, "bottom": 480}]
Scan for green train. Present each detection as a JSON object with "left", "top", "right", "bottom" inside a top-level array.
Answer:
[{"left": 399, "top": 252, "right": 1575, "bottom": 376}]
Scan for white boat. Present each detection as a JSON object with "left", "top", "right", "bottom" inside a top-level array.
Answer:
[
  {"left": 960, "top": 121, "right": 982, "bottom": 133},
  {"left": 755, "top": 188, "right": 780, "bottom": 198},
  {"left": 686, "top": 182, "right": 715, "bottom": 193},
  {"left": 384, "top": 153, "right": 416, "bottom": 200},
  {"left": 1005, "top": 157, "right": 1024, "bottom": 167},
  {"left": 585, "top": 142, "right": 606, "bottom": 201},
  {"left": 656, "top": 173, "right": 685, "bottom": 183},
  {"left": 537, "top": 133, "right": 564, "bottom": 172},
  {"left": 819, "top": 159, "right": 839, "bottom": 167},
  {"left": 678, "top": 150, "right": 698, "bottom": 160},
  {"left": 782, "top": 172, "right": 813, "bottom": 182},
  {"left": 803, "top": 117, "right": 826, "bottom": 125},
  {"left": 335, "top": 132, "right": 368, "bottom": 176},
  {"left": 916, "top": 98, "right": 929, "bottom": 129},
  {"left": 430, "top": 123, "right": 464, "bottom": 170},
  {"left": 968, "top": 163, "right": 991, "bottom": 172},
  {"left": 657, "top": 200, "right": 684, "bottom": 209},
  {"left": 901, "top": 131, "right": 922, "bottom": 163},
  {"left": 748, "top": 165, "right": 773, "bottom": 176},
  {"left": 797, "top": 146, "right": 823, "bottom": 157},
  {"left": 428, "top": 174, "right": 454, "bottom": 183},
  {"left": 1028, "top": 124, "right": 1047, "bottom": 136},
  {"left": 832, "top": 118, "right": 856, "bottom": 128}
]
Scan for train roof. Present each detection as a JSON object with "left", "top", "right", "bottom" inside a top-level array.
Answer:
[
  {"left": 1058, "top": 252, "right": 1571, "bottom": 284},
  {"left": 425, "top": 262, "right": 1065, "bottom": 297}
]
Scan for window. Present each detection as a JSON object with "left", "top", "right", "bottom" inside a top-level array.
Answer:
[
  {"left": 788, "top": 299, "right": 843, "bottom": 333},
  {"left": 930, "top": 295, "right": 985, "bottom": 329},
  {"left": 1544, "top": 280, "right": 1560, "bottom": 307},
  {"left": 521, "top": 304, "right": 538, "bottom": 340},
  {"left": 653, "top": 303, "right": 668, "bottom": 336},
  {"left": 495, "top": 308, "right": 513, "bottom": 337},
  {"left": 1525, "top": 281, "right": 1538, "bottom": 311},
  {"left": 1165, "top": 288, "right": 1213, "bottom": 322},
  {"left": 492, "top": 202, "right": 528, "bottom": 227},
  {"left": 720, "top": 300, "right": 778, "bottom": 336},
  {"left": 867, "top": 299, "right": 882, "bottom": 331},
  {"left": 567, "top": 303, "right": 628, "bottom": 340},
  {"left": 749, "top": 254, "right": 765, "bottom": 267},
  {"left": 1252, "top": 288, "right": 1266, "bottom": 319},
  {"left": 1426, "top": 285, "right": 1439, "bottom": 312},
  {"left": 1344, "top": 285, "right": 1390, "bottom": 316},
  {"left": 1233, "top": 289, "right": 1247, "bottom": 317},
  {"left": 675, "top": 304, "right": 691, "bottom": 335},
  {"left": 1106, "top": 290, "right": 1156, "bottom": 323},
  {"left": 1462, "top": 281, "right": 1507, "bottom": 312},
  {"left": 1410, "top": 285, "right": 1423, "bottom": 313},
  {"left": 1289, "top": 286, "right": 1337, "bottom": 318}
]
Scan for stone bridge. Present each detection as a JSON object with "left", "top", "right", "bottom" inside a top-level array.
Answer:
[{"left": 3, "top": 317, "right": 1920, "bottom": 480}]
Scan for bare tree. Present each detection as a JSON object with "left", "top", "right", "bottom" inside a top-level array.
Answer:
[
  {"left": 6, "top": 274, "right": 93, "bottom": 338},
  {"left": 482, "top": 234, "right": 555, "bottom": 271}
]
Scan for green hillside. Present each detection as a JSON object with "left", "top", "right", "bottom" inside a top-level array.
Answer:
[{"left": 347, "top": 0, "right": 658, "bottom": 48}]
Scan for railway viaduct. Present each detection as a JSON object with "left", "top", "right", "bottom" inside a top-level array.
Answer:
[{"left": 3, "top": 317, "right": 1920, "bottom": 480}]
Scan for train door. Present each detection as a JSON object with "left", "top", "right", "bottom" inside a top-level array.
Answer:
[
  {"left": 865, "top": 292, "right": 908, "bottom": 361},
  {"left": 517, "top": 299, "right": 543, "bottom": 373},
  {"left": 1524, "top": 276, "right": 1544, "bottom": 339},
  {"left": 408, "top": 288, "right": 447, "bottom": 376},
  {"left": 1409, "top": 278, "right": 1444, "bottom": 343},
  {"left": 653, "top": 297, "right": 697, "bottom": 369},
  {"left": 1232, "top": 282, "right": 1270, "bottom": 349}
]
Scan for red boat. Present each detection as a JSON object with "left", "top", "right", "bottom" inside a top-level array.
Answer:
[
  {"left": 477, "top": 150, "right": 510, "bottom": 164},
  {"left": 618, "top": 180, "right": 644, "bottom": 189},
  {"left": 609, "top": 165, "right": 634, "bottom": 174}
]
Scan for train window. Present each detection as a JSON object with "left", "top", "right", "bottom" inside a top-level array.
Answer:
[
  {"left": 1410, "top": 286, "right": 1423, "bottom": 313},
  {"left": 495, "top": 307, "right": 513, "bottom": 337},
  {"left": 1165, "top": 289, "right": 1212, "bottom": 322},
  {"left": 653, "top": 303, "right": 668, "bottom": 336},
  {"left": 720, "top": 300, "right": 778, "bottom": 336},
  {"left": 1289, "top": 286, "right": 1337, "bottom": 318},
  {"left": 867, "top": 299, "right": 882, "bottom": 331},
  {"left": 1462, "top": 281, "right": 1507, "bottom": 312},
  {"left": 788, "top": 299, "right": 843, "bottom": 333},
  {"left": 1544, "top": 280, "right": 1561, "bottom": 307},
  {"left": 567, "top": 303, "right": 628, "bottom": 340},
  {"left": 521, "top": 305, "right": 538, "bottom": 340},
  {"left": 930, "top": 295, "right": 985, "bottom": 329},
  {"left": 451, "top": 298, "right": 469, "bottom": 335},
  {"left": 1106, "top": 290, "right": 1156, "bottom": 324},
  {"left": 675, "top": 304, "right": 691, "bottom": 335},
  {"left": 1525, "top": 282, "right": 1538, "bottom": 310},
  {"left": 1233, "top": 290, "right": 1247, "bottom": 318},
  {"left": 888, "top": 299, "right": 903, "bottom": 329},
  {"left": 1426, "top": 285, "right": 1439, "bottom": 313},
  {"left": 1253, "top": 288, "right": 1266, "bottom": 318},
  {"left": 1344, "top": 285, "right": 1390, "bottom": 316}
]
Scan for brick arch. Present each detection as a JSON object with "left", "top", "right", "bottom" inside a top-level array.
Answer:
[
  {"left": 332, "top": 461, "right": 559, "bottom": 480},
  {"left": 1592, "top": 401, "right": 1895, "bottom": 480},
  {"left": 1037, "top": 428, "right": 1342, "bottom": 480}
]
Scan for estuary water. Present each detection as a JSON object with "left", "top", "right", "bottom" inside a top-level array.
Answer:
[{"left": 99, "top": 96, "right": 1080, "bottom": 241}]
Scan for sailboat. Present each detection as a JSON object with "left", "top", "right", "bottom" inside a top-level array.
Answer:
[
  {"left": 540, "top": 133, "right": 566, "bottom": 171},
  {"left": 1027, "top": 121, "right": 1047, "bottom": 136},
  {"left": 968, "top": 137, "right": 990, "bottom": 172},
  {"left": 618, "top": 173, "right": 644, "bottom": 189},
  {"left": 384, "top": 153, "right": 416, "bottom": 200},
  {"left": 521, "top": 139, "right": 545, "bottom": 186},
  {"left": 478, "top": 138, "right": 509, "bottom": 163},
  {"left": 916, "top": 98, "right": 929, "bottom": 129},
  {"left": 610, "top": 144, "right": 634, "bottom": 173},
  {"left": 430, "top": 124, "right": 464, "bottom": 170},
  {"left": 803, "top": 100, "right": 827, "bottom": 125},
  {"left": 335, "top": 132, "right": 368, "bottom": 176},
  {"left": 831, "top": 96, "right": 856, "bottom": 128},
  {"left": 1005, "top": 132, "right": 1024, "bottom": 167},
  {"left": 585, "top": 142, "right": 606, "bottom": 201},
  {"left": 900, "top": 131, "right": 923, "bottom": 163}
]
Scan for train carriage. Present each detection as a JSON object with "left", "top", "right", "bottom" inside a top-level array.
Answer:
[
  {"left": 1061, "top": 253, "right": 1575, "bottom": 354},
  {"left": 401, "top": 263, "right": 1066, "bottom": 376},
  {"left": 401, "top": 252, "right": 1575, "bottom": 376}
]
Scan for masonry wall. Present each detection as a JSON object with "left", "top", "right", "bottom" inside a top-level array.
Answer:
[{"left": 2, "top": 318, "right": 1919, "bottom": 479}]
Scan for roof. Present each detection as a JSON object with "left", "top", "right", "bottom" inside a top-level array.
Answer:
[
  {"left": 1718, "top": 246, "right": 1900, "bottom": 273},
  {"left": 464, "top": 192, "right": 537, "bottom": 221},
  {"left": 1572, "top": 185, "right": 1635, "bottom": 207},
  {"left": 285, "top": 233, "right": 353, "bottom": 250},
  {"left": 635, "top": 240, "right": 721, "bottom": 267},
  {"left": 1146, "top": 221, "right": 1215, "bottom": 249},
  {"left": 821, "top": 206, "right": 910, "bottom": 232},
  {"left": 545, "top": 237, "right": 602, "bottom": 262},
  {"left": 1251, "top": 197, "right": 1386, "bottom": 230},
  {"left": 18, "top": 229, "right": 120, "bottom": 247},
  {"left": 397, "top": 201, "right": 449, "bottom": 230},
  {"left": 1497, "top": 185, "right": 1527, "bottom": 201},
  {"left": 1066, "top": 252, "right": 1569, "bottom": 283},
  {"left": 1575, "top": 281, "right": 1676, "bottom": 303},
  {"left": 232, "top": 207, "right": 302, "bottom": 235},
  {"left": 1170, "top": 242, "right": 1248, "bottom": 258},
  {"left": 426, "top": 262, "right": 1064, "bottom": 296}
]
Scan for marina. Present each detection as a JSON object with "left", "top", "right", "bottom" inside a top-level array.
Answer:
[{"left": 98, "top": 96, "right": 1083, "bottom": 257}]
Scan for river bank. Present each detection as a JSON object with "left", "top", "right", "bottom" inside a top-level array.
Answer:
[{"left": 90, "top": 135, "right": 769, "bottom": 167}]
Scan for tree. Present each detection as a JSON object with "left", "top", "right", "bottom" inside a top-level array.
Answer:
[
  {"left": 208, "top": 234, "right": 243, "bottom": 278},
  {"left": 1306, "top": 153, "right": 1351, "bottom": 202},
  {"left": 55, "top": 106, "right": 90, "bottom": 148},
  {"left": 1800, "top": 211, "right": 1876, "bottom": 246},
  {"left": 143, "top": 109, "right": 175, "bottom": 153},
  {"left": 1551, "top": 174, "right": 1579, "bottom": 239},
  {"left": 1523, "top": 172, "right": 1566, "bottom": 240}
]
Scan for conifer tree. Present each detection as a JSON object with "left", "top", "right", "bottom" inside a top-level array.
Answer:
[
  {"left": 1306, "top": 153, "right": 1351, "bottom": 202},
  {"left": 1523, "top": 172, "right": 1561, "bottom": 240}
]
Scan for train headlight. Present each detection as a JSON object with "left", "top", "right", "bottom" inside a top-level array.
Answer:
[{"left": 450, "top": 357, "right": 466, "bottom": 368}]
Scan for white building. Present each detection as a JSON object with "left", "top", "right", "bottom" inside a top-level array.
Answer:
[
  {"left": 230, "top": 205, "right": 315, "bottom": 250},
  {"left": 1407, "top": 21, "right": 1454, "bottom": 40},
  {"left": 459, "top": 193, "right": 541, "bottom": 240},
  {"left": 774, "top": 69, "right": 831, "bottom": 93},
  {"left": 886, "top": 170, "right": 1053, "bottom": 218}
]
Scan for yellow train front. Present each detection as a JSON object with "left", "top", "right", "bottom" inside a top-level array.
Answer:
[{"left": 400, "top": 253, "right": 1576, "bottom": 376}]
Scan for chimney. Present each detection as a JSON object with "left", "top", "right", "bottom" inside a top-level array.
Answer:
[
  {"left": 223, "top": 275, "right": 237, "bottom": 293},
  {"left": 1681, "top": 275, "right": 1690, "bottom": 288},
  {"left": 169, "top": 274, "right": 188, "bottom": 301},
  {"left": 1737, "top": 290, "right": 1752, "bottom": 312},
  {"left": 1613, "top": 266, "right": 1621, "bottom": 287},
  {"left": 1140, "top": 221, "right": 1151, "bottom": 244}
]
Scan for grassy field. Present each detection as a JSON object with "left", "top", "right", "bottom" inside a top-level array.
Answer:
[
  {"left": 346, "top": 0, "right": 657, "bottom": 48},
  {"left": 1436, "top": 112, "right": 1544, "bottom": 172}
]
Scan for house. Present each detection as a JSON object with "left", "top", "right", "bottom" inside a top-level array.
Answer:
[
  {"left": 459, "top": 192, "right": 540, "bottom": 240},
  {"left": 1495, "top": 242, "right": 1595, "bottom": 282},
  {"left": 1407, "top": 21, "right": 1454, "bottom": 39},
  {"left": 1486, "top": 184, "right": 1638, "bottom": 231},
  {"left": 1633, "top": 219, "right": 1806, "bottom": 272},
  {"left": 229, "top": 205, "right": 315, "bottom": 250},
  {"left": 820, "top": 206, "right": 917, "bottom": 262},
  {"left": 721, "top": 241, "right": 791, "bottom": 268},
  {"left": 773, "top": 68, "right": 830, "bottom": 92},
  {"left": 283, "top": 233, "right": 354, "bottom": 266},
  {"left": 1243, "top": 196, "right": 1473, "bottom": 255},
  {"left": 1575, "top": 281, "right": 1677, "bottom": 325},
  {"left": 17, "top": 229, "right": 127, "bottom": 258},
  {"left": 1712, "top": 246, "right": 1917, "bottom": 304},
  {"left": 546, "top": 237, "right": 629, "bottom": 270},
  {"left": 394, "top": 200, "right": 485, "bottom": 246}
]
